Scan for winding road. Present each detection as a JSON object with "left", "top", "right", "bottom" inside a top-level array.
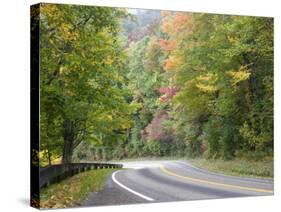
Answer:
[{"left": 81, "top": 160, "right": 274, "bottom": 206}]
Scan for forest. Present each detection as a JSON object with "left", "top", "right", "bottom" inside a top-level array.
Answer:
[{"left": 38, "top": 4, "right": 273, "bottom": 166}]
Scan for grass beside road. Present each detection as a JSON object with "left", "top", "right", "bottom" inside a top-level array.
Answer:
[
  {"left": 187, "top": 158, "right": 273, "bottom": 179},
  {"left": 40, "top": 168, "right": 119, "bottom": 209},
  {"left": 108, "top": 156, "right": 273, "bottom": 178}
]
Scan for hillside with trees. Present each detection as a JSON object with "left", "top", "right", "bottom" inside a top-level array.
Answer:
[{"left": 38, "top": 4, "right": 273, "bottom": 168}]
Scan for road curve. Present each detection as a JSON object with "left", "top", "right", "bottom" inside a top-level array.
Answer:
[{"left": 81, "top": 160, "right": 273, "bottom": 206}]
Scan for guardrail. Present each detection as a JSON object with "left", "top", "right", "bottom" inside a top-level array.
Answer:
[{"left": 39, "top": 163, "right": 122, "bottom": 188}]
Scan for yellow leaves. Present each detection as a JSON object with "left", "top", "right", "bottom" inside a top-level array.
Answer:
[
  {"left": 227, "top": 35, "right": 239, "bottom": 44},
  {"left": 59, "top": 66, "right": 67, "bottom": 75},
  {"left": 228, "top": 65, "right": 251, "bottom": 87},
  {"left": 40, "top": 181, "right": 76, "bottom": 208},
  {"left": 59, "top": 23, "right": 79, "bottom": 42},
  {"left": 103, "top": 56, "right": 114, "bottom": 65},
  {"left": 40, "top": 4, "right": 63, "bottom": 28},
  {"left": 41, "top": 4, "right": 79, "bottom": 42},
  {"left": 40, "top": 169, "right": 113, "bottom": 209},
  {"left": 194, "top": 66, "right": 250, "bottom": 94},
  {"left": 96, "top": 113, "right": 114, "bottom": 122},
  {"left": 196, "top": 84, "right": 217, "bottom": 93},
  {"left": 196, "top": 72, "right": 215, "bottom": 81},
  {"left": 161, "top": 17, "right": 174, "bottom": 36},
  {"left": 194, "top": 65, "right": 251, "bottom": 94},
  {"left": 196, "top": 72, "right": 218, "bottom": 93},
  {"left": 40, "top": 4, "right": 57, "bottom": 16},
  {"left": 118, "top": 119, "right": 131, "bottom": 130}
]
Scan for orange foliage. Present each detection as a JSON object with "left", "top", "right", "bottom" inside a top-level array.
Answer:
[
  {"left": 159, "top": 39, "right": 176, "bottom": 51},
  {"left": 173, "top": 12, "right": 189, "bottom": 31},
  {"left": 164, "top": 56, "right": 179, "bottom": 71},
  {"left": 161, "top": 12, "right": 191, "bottom": 36}
]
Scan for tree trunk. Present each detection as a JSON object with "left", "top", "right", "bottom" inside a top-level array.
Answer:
[{"left": 62, "top": 119, "right": 74, "bottom": 164}]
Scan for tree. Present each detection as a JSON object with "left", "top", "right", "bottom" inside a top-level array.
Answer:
[
  {"left": 40, "top": 4, "right": 135, "bottom": 164},
  {"left": 158, "top": 12, "right": 273, "bottom": 159}
]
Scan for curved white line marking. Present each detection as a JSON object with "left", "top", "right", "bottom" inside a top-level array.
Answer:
[{"left": 112, "top": 170, "right": 155, "bottom": 201}]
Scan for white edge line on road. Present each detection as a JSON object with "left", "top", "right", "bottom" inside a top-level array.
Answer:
[{"left": 112, "top": 170, "right": 155, "bottom": 201}]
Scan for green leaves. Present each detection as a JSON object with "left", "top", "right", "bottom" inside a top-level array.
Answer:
[
  {"left": 39, "top": 5, "right": 273, "bottom": 163},
  {"left": 39, "top": 4, "right": 133, "bottom": 163},
  {"left": 159, "top": 12, "right": 273, "bottom": 159}
]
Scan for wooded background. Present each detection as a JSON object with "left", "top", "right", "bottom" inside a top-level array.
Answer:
[{"left": 36, "top": 4, "right": 273, "bottom": 165}]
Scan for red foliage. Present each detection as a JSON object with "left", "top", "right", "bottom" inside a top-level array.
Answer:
[
  {"left": 159, "top": 86, "right": 178, "bottom": 103},
  {"left": 142, "top": 110, "right": 169, "bottom": 142}
]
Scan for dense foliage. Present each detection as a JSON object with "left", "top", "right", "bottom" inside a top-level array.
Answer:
[
  {"left": 118, "top": 11, "right": 273, "bottom": 160},
  {"left": 39, "top": 5, "right": 273, "bottom": 165},
  {"left": 39, "top": 4, "right": 136, "bottom": 164}
]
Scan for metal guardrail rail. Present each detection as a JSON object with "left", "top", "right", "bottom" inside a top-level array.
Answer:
[{"left": 39, "top": 163, "right": 122, "bottom": 188}]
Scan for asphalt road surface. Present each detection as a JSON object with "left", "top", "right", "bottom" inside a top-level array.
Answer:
[{"left": 81, "top": 160, "right": 273, "bottom": 207}]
